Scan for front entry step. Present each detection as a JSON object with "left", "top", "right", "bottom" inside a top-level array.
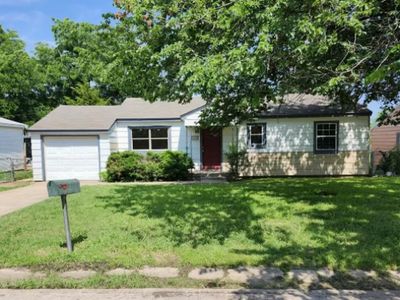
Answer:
[{"left": 192, "top": 171, "right": 228, "bottom": 183}]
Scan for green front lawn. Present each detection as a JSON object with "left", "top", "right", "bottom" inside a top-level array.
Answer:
[{"left": 0, "top": 177, "right": 399, "bottom": 271}]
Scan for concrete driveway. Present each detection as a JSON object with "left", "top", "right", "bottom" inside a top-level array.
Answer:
[
  {"left": 0, "top": 181, "right": 99, "bottom": 217},
  {"left": 0, "top": 182, "right": 48, "bottom": 217}
]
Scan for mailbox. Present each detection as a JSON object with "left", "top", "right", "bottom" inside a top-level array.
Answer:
[
  {"left": 47, "top": 179, "right": 80, "bottom": 197},
  {"left": 47, "top": 179, "right": 80, "bottom": 253}
]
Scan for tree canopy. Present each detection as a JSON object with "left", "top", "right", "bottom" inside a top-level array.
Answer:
[
  {"left": 33, "top": 18, "right": 131, "bottom": 110},
  {"left": 0, "top": 25, "right": 42, "bottom": 123},
  {"left": 0, "top": 17, "right": 146, "bottom": 124},
  {"left": 114, "top": 0, "right": 400, "bottom": 126},
  {"left": 1, "top": 1, "right": 399, "bottom": 125}
]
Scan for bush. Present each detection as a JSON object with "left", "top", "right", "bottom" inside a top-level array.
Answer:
[
  {"left": 225, "top": 143, "right": 247, "bottom": 180},
  {"left": 143, "top": 152, "right": 163, "bottom": 181},
  {"left": 106, "top": 151, "right": 145, "bottom": 182},
  {"left": 100, "top": 171, "right": 110, "bottom": 182},
  {"left": 159, "top": 151, "right": 194, "bottom": 181},
  {"left": 377, "top": 147, "right": 400, "bottom": 175},
  {"left": 105, "top": 151, "right": 193, "bottom": 182}
]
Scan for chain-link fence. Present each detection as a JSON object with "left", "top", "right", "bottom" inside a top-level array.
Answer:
[{"left": 0, "top": 158, "right": 28, "bottom": 183}]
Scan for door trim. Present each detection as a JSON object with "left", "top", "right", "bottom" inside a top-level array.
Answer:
[
  {"left": 41, "top": 135, "right": 100, "bottom": 181},
  {"left": 200, "top": 128, "right": 223, "bottom": 170}
]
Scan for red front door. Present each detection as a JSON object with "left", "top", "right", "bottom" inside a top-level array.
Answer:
[{"left": 201, "top": 128, "right": 222, "bottom": 170}]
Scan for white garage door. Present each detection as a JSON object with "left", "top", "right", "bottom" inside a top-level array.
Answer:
[{"left": 44, "top": 136, "right": 100, "bottom": 180}]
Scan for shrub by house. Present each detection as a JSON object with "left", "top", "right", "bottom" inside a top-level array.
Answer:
[{"left": 105, "top": 151, "right": 194, "bottom": 182}]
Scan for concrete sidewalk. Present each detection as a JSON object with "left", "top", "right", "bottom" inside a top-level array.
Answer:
[{"left": 0, "top": 289, "right": 400, "bottom": 300}]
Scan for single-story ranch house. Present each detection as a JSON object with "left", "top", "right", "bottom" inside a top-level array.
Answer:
[{"left": 29, "top": 94, "right": 371, "bottom": 181}]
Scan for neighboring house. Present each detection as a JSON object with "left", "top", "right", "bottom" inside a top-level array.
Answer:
[
  {"left": 0, "top": 117, "right": 27, "bottom": 171},
  {"left": 29, "top": 94, "right": 371, "bottom": 181},
  {"left": 371, "top": 125, "right": 400, "bottom": 168}
]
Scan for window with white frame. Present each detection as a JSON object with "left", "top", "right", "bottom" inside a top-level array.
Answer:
[
  {"left": 131, "top": 127, "right": 169, "bottom": 150},
  {"left": 314, "top": 122, "right": 338, "bottom": 154},
  {"left": 247, "top": 123, "right": 266, "bottom": 149}
]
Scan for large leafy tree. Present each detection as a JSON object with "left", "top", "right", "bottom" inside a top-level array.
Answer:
[
  {"left": 34, "top": 19, "right": 119, "bottom": 108},
  {"left": 1, "top": 19, "right": 140, "bottom": 123},
  {"left": 0, "top": 21, "right": 117, "bottom": 124},
  {"left": 33, "top": 17, "right": 147, "bottom": 108},
  {"left": 0, "top": 25, "right": 42, "bottom": 124},
  {"left": 65, "top": 83, "right": 110, "bottom": 105},
  {"left": 0, "top": 18, "right": 146, "bottom": 123},
  {"left": 114, "top": 0, "right": 400, "bottom": 125}
]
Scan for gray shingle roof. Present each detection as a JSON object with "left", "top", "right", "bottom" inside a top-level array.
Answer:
[
  {"left": 260, "top": 94, "right": 371, "bottom": 118},
  {"left": 29, "top": 97, "right": 206, "bottom": 131},
  {"left": 0, "top": 117, "right": 26, "bottom": 129},
  {"left": 29, "top": 94, "right": 371, "bottom": 131},
  {"left": 118, "top": 97, "right": 205, "bottom": 119}
]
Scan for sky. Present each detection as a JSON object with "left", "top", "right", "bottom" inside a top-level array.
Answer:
[
  {"left": 0, "top": 0, "right": 382, "bottom": 121},
  {"left": 0, "top": 0, "right": 115, "bottom": 51}
]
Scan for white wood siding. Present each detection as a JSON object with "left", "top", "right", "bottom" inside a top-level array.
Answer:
[
  {"left": 238, "top": 116, "right": 370, "bottom": 153},
  {"left": 99, "top": 133, "right": 111, "bottom": 171},
  {"left": 0, "top": 126, "right": 25, "bottom": 170},
  {"left": 31, "top": 132, "right": 43, "bottom": 180},
  {"left": 110, "top": 120, "right": 187, "bottom": 153},
  {"left": 221, "top": 127, "right": 236, "bottom": 171},
  {"left": 187, "top": 127, "right": 201, "bottom": 169},
  {"left": 182, "top": 109, "right": 202, "bottom": 126}
]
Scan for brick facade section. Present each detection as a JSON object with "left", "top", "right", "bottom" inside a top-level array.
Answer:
[{"left": 241, "top": 151, "right": 370, "bottom": 176}]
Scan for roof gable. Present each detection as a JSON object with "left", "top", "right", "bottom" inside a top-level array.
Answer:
[{"left": 0, "top": 117, "right": 26, "bottom": 129}]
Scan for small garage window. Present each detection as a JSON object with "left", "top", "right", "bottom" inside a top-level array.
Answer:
[{"left": 131, "top": 127, "right": 169, "bottom": 150}]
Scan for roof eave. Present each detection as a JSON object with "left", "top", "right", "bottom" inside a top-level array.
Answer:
[
  {"left": 257, "top": 111, "right": 372, "bottom": 118},
  {"left": 29, "top": 117, "right": 184, "bottom": 132},
  {"left": 0, "top": 123, "right": 26, "bottom": 129},
  {"left": 180, "top": 105, "right": 206, "bottom": 118},
  {"left": 28, "top": 129, "right": 109, "bottom": 132}
]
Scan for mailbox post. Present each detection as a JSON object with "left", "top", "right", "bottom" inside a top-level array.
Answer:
[{"left": 47, "top": 179, "right": 80, "bottom": 253}]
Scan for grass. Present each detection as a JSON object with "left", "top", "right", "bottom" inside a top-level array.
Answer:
[
  {"left": 0, "top": 181, "right": 31, "bottom": 192},
  {"left": 0, "top": 170, "right": 32, "bottom": 192},
  {"left": 0, "top": 169, "right": 32, "bottom": 181},
  {"left": 0, "top": 273, "right": 234, "bottom": 289},
  {"left": 13, "top": 169, "right": 33, "bottom": 181},
  {"left": 0, "top": 177, "right": 399, "bottom": 272}
]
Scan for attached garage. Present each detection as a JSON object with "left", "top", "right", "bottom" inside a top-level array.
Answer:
[{"left": 43, "top": 136, "right": 100, "bottom": 180}]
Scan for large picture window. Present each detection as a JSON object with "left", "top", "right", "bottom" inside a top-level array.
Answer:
[
  {"left": 131, "top": 127, "right": 169, "bottom": 150},
  {"left": 247, "top": 123, "right": 266, "bottom": 149},
  {"left": 314, "top": 122, "right": 338, "bottom": 154}
]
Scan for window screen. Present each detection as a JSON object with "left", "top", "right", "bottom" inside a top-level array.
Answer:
[
  {"left": 132, "top": 127, "right": 168, "bottom": 150},
  {"left": 247, "top": 123, "right": 266, "bottom": 149},
  {"left": 314, "top": 122, "right": 338, "bottom": 153}
]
